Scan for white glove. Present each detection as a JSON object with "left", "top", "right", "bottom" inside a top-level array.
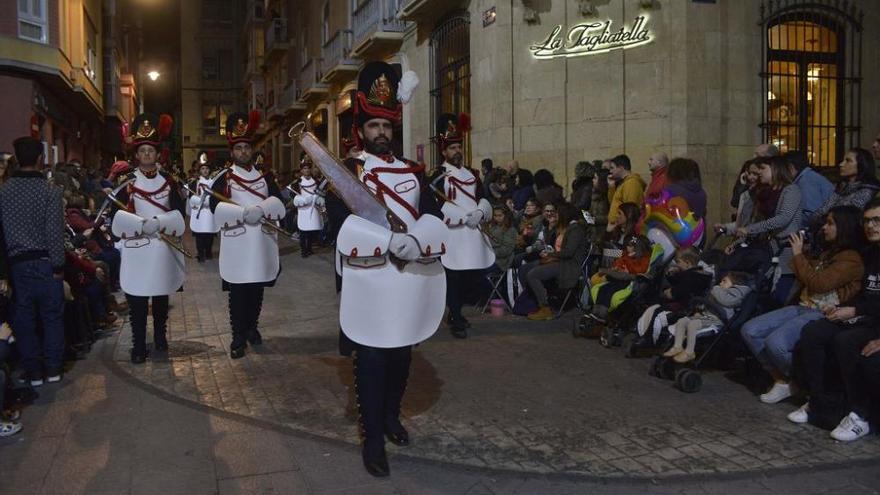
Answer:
[
  {"left": 189, "top": 196, "right": 201, "bottom": 209},
  {"left": 142, "top": 217, "right": 160, "bottom": 235},
  {"left": 389, "top": 233, "right": 420, "bottom": 261},
  {"left": 314, "top": 196, "right": 325, "bottom": 208},
  {"left": 464, "top": 209, "right": 484, "bottom": 229},
  {"left": 293, "top": 195, "right": 314, "bottom": 208},
  {"left": 243, "top": 205, "right": 264, "bottom": 225}
]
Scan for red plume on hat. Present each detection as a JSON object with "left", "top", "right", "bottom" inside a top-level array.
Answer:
[
  {"left": 158, "top": 114, "right": 173, "bottom": 139},
  {"left": 248, "top": 110, "right": 261, "bottom": 133},
  {"left": 458, "top": 112, "right": 471, "bottom": 134}
]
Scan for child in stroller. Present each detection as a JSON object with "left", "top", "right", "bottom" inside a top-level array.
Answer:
[
  {"left": 662, "top": 271, "right": 753, "bottom": 363},
  {"left": 632, "top": 247, "right": 714, "bottom": 352},
  {"left": 573, "top": 235, "right": 664, "bottom": 339}
]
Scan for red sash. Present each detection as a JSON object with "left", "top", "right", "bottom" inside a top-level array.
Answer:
[
  {"left": 446, "top": 175, "right": 478, "bottom": 203},
  {"left": 363, "top": 164, "right": 425, "bottom": 221},
  {"left": 227, "top": 171, "right": 269, "bottom": 200},
  {"left": 127, "top": 180, "right": 171, "bottom": 213}
]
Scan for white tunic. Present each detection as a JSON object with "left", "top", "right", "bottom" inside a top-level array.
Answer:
[
  {"left": 439, "top": 162, "right": 495, "bottom": 271},
  {"left": 117, "top": 170, "right": 186, "bottom": 297},
  {"left": 337, "top": 153, "right": 447, "bottom": 348},
  {"left": 295, "top": 176, "right": 323, "bottom": 232},
  {"left": 216, "top": 165, "right": 283, "bottom": 284},
  {"left": 188, "top": 176, "right": 218, "bottom": 233}
]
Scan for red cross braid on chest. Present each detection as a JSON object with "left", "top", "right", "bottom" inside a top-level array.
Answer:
[
  {"left": 127, "top": 180, "right": 171, "bottom": 213},
  {"left": 227, "top": 171, "right": 269, "bottom": 200},
  {"left": 362, "top": 163, "right": 425, "bottom": 220},
  {"left": 446, "top": 175, "right": 478, "bottom": 203}
]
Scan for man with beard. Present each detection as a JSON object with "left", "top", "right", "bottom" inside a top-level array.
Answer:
[
  {"left": 325, "top": 61, "right": 446, "bottom": 477},
  {"left": 110, "top": 113, "right": 186, "bottom": 363},
  {"left": 431, "top": 114, "right": 494, "bottom": 338},
  {"left": 210, "top": 111, "right": 286, "bottom": 359}
]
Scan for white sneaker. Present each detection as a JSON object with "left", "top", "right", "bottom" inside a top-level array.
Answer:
[
  {"left": 787, "top": 403, "right": 809, "bottom": 424},
  {"left": 831, "top": 412, "right": 871, "bottom": 442},
  {"left": 0, "top": 421, "right": 22, "bottom": 437},
  {"left": 760, "top": 382, "right": 792, "bottom": 404}
]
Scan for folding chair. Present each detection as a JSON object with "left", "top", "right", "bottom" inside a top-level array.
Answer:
[
  {"left": 555, "top": 243, "right": 594, "bottom": 318},
  {"left": 481, "top": 262, "right": 517, "bottom": 313}
]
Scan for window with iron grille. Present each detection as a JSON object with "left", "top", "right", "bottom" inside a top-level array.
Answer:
[
  {"left": 760, "top": 0, "right": 863, "bottom": 168},
  {"left": 430, "top": 14, "right": 470, "bottom": 167}
]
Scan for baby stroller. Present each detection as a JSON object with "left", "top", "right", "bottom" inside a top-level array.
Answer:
[
  {"left": 571, "top": 243, "right": 668, "bottom": 342},
  {"left": 649, "top": 256, "right": 779, "bottom": 393}
]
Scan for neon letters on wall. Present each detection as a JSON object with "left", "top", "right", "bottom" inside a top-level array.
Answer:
[{"left": 530, "top": 16, "right": 653, "bottom": 59}]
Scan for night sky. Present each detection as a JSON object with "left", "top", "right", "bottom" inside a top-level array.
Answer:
[{"left": 139, "top": 0, "right": 181, "bottom": 115}]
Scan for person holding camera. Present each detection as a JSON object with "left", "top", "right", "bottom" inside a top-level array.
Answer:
[{"left": 740, "top": 205, "right": 865, "bottom": 404}]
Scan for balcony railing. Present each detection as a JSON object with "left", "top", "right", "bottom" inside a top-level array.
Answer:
[
  {"left": 300, "top": 58, "right": 325, "bottom": 90},
  {"left": 321, "top": 30, "right": 356, "bottom": 77},
  {"left": 352, "top": 0, "right": 406, "bottom": 46},
  {"left": 278, "top": 81, "right": 302, "bottom": 111},
  {"left": 265, "top": 17, "right": 289, "bottom": 58}
]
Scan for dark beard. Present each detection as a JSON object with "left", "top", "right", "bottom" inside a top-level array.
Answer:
[
  {"left": 364, "top": 137, "right": 392, "bottom": 156},
  {"left": 448, "top": 153, "right": 463, "bottom": 167},
  {"left": 233, "top": 156, "right": 253, "bottom": 169}
]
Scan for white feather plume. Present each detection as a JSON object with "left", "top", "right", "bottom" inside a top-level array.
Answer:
[{"left": 397, "top": 71, "right": 419, "bottom": 104}]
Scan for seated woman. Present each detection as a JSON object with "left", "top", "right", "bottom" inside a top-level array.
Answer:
[
  {"left": 791, "top": 198, "right": 880, "bottom": 441},
  {"left": 521, "top": 203, "right": 589, "bottom": 321},
  {"left": 813, "top": 148, "right": 879, "bottom": 221},
  {"left": 722, "top": 155, "right": 803, "bottom": 303},
  {"left": 741, "top": 205, "right": 865, "bottom": 404},
  {"left": 717, "top": 159, "right": 760, "bottom": 236},
  {"left": 487, "top": 206, "right": 518, "bottom": 271},
  {"left": 515, "top": 201, "right": 557, "bottom": 266},
  {"left": 600, "top": 202, "right": 641, "bottom": 268}
]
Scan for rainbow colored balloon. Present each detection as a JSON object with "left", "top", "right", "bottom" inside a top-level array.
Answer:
[{"left": 642, "top": 189, "right": 705, "bottom": 248}]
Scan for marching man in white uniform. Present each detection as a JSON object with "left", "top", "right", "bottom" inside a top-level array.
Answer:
[
  {"left": 188, "top": 151, "right": 219, "bottom": 262},
  {"left": 111, "top": 113, "right": 186, "bottom": 363},
  {"left": 210, "top": 111, "right": 286, "bottom": 359},
  {"left": 320, "top": 62, "right": 447, "bottom": 477},
  {"left": 431, "top": 114, "right": 494, "bottom": 338},
  {"left": 293, "top": 159, "right": 324, "bottom": 257}
]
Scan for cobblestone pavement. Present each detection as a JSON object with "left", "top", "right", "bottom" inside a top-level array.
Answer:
[{"left": 111, "top": 242, "right": 880, "bottom": 480}]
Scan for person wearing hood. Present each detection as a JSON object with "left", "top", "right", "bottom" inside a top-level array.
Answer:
[
  {"left": 570, "top": 161, "right": 595, "bottom": 212},
  {"left": 663, "top": 158, "right": 707, "bottom": 219},
  {"left": 608, "top": 154, "right": 645, "bottom": 222},
  {"left": 644, "top": 152, "right": 669, "bottom": 202}
]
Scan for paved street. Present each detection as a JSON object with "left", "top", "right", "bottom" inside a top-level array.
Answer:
[{"left": 1, "top": 241, "right": 879, "bottom": 494}]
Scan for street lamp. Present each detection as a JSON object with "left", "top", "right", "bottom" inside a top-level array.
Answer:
[{"left": 147, "top": 70, "right": 160, "bottom": 81}]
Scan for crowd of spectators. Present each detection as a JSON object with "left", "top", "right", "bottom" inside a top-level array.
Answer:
[{"left": 474, "top": 139, "right": 880, "bottom": 443}]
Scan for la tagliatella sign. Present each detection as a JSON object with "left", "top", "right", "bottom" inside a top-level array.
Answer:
[{"left": 529, "top": 15, "right": 653, "bottom": 59}]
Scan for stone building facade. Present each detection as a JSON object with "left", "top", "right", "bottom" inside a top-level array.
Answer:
[{"left": 259, "top": 0, "right": 880, "bottom": 223}]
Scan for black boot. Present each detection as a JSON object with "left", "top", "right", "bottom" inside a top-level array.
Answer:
[
  {"left": 354, "top": 345, "right": 390, "bottom": 477},
  {"left": 127, "top": 294, "right": 149, "bottom": 363},
  {"left": 229, "top": 286, "right": 249, "bottom": 359},
  {"left": 247, "top": 286, "right": 265, "bottom": 345},
  {"left": 384, "top": 346, "right": 412, "bottom": 446},
  {"left": 152, "top": 296, "right": 170, "bottom": 352}
]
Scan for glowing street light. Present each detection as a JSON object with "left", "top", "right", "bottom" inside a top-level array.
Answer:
[{"left": 147, "top": 70, "right": 160, "bottom": 81}]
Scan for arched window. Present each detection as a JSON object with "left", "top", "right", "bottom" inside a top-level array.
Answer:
[
  {"left": 430, "top": 14, "right": 470, "bottom": 165},
  {"left": 761, "top": 1, "right": 863, "bottom": 167}
]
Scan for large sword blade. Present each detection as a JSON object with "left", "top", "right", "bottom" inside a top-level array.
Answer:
[{"left": 295, "top": 129, "right": 406, "bottom": 233}]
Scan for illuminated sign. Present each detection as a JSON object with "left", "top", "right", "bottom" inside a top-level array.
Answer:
[{"left": 529, "top": 15, "right": 653, "bottom": 59}]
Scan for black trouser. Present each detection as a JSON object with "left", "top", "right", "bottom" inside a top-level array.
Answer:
[
  {"left": 194, "top": 233, "right": 215, "bottom": 260},
  {"left": 125, "top": 294, "right": 169, "bottom": 354},
  {"left": 299, "top": 229, "right": 318, "bottom": 255},
  {"left": 354, "top": 344, "right": 411, "bottom": 456},
  {"left": 831, "top": 324, "right": 880, "bottom": 420},
  {"left": 228, "top": 283, "right": 265, "bottom": 349},
  {"left": 445, "top": 268, "right": 483, "bottom": 321}
]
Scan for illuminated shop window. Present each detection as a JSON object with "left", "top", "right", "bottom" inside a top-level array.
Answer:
[
  {"left": 761, "top": 2, "right": 862, "bottom": 168},
  {"left": 430, "top": 13, "right": 470, "bottom": 166}
]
